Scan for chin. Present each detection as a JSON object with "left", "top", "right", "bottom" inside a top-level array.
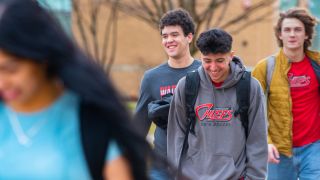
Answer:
[{"left": 286, "top": 46, "right": 302, "bottom": 51}]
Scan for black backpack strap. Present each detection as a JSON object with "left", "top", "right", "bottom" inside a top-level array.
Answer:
[
  {"left": 234, "top": 71, "right": 251, "bottom": 138},
  {"left": 185, "top": 70, "right": 200, "bottom": 135},
  {"left": 80, "top": 100, "right": 109, "bottom": 180},
  {"left": 178, "top": 70, "right": 200, "bottom": 176}
]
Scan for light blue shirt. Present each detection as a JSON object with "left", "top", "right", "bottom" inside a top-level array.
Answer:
[{"left": 0, "top": 91, "right": 120, "bottom": 179}]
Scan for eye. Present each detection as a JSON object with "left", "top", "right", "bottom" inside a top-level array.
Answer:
[
  {"left": 283, "top": 28, "right": 290, "bottom": 32},
  {"left": 0, "top": 62, "right": 19, "bottom": 75},
  {"left": 5, "top": 62, "right": 19, "bottom": 73},
  {"left": 162, "top": 34, "right": 168, "bottom": 39},
  {"left": 203, "top": 59, "right": 211, "bottom": 64},
  {"left": 216, "top": 59, "right": 225, "bottom": 63}
]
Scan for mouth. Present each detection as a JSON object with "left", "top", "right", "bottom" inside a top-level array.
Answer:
[
  {"left": 0, "top": 90, "right": 20, "bottom": 101},
  {"left": 210, "top": 71, "right": 220, "bottom": 77},
  {"left": 166, "top": 44, "right": 177, "bottom": 50}
]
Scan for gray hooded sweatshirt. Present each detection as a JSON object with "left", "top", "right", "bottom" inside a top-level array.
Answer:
[{"left": 167, "top": 57, "right": 267, "bottom": 180}]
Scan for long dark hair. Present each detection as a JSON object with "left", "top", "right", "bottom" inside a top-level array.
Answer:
[{"left": 0, "top": 0, "right": 151, "bottom": 179}]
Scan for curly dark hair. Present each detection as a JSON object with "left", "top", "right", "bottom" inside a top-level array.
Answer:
[
  {"left": 274, "top": 7, "right": 317, "bottom": 50},
  {"left": 196, "top": 28, "right": 233, "bottom": 55},
  {"left": 159, "top": 8, "right": 195, "bottom": 36}
]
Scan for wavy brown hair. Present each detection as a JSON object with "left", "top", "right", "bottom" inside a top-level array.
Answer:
[{"left": 274, "top": 7, "right": 317, "bottom": 50}]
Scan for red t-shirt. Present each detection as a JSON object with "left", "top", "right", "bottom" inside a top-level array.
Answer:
[{"left": 288, "top": 56, "right": 320, "bottom": 147}]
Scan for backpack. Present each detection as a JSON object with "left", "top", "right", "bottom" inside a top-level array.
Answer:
[
  {"left": 266, "top": 55, "right": 275, "bottom": 96},
  {"left": 178, "top": 70, "right": 251, "bottom": 173},
  {"left": 147, "top": 69, "right": 251, "bottom": 176}
]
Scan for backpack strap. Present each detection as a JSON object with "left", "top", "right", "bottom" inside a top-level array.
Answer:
[
  {"left": 266, "top": 55, "right": 275, "bottom": 96},
  {"left": 185, "top": 70, "right": 200, "bottom": 135},
  {"left": 234, "top": 71, "right": 251, "bottom": 138},
  {"left": 310, "top": 59, "right": 320, "bottom": 86},
  {"left": 177, "top": 70, "right": 200, "bottom": 176}
]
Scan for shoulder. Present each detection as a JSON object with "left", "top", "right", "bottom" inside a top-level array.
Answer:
[
  {"left": 174, "top": 76, "right": 187, "bottom": 94},
  {"left": 249, "top": 75, "right": 265, "bottom": 98},
  {"left": 145, "top": 62, "right": 168, "bottom": 74},
  {"left": 251, "top": 56, "right": 272, "bottom": 81},
  {"left": 250, "top": 76, "right": 263, "bottom": 88},
  {"left": 253, "top": 57, "right": 268, "bottom": 71},
  {"left": 306, "top": 50, "right": 320, "bottom": 64},
  {"left": 192, "top": 59, "right": 202, "bottom": 66},
  {"left": 142, "top": 62, "right": 168, "bottom": 79}
]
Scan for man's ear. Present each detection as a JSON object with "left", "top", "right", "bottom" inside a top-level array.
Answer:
[
  {"left": 230, "top": 51, "right": 235, "bottom": 58},
  {"left": 187, "top": 33, "right": 193, "bottom": 43}
]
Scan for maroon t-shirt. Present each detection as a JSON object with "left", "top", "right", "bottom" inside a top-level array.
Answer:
[{"left": 212, "top": 81, "right": 223, "bottom": 87}]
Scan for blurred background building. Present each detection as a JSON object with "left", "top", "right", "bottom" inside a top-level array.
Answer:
[{"left": 38, "top": 0, "right": 319, "bottom": 100}]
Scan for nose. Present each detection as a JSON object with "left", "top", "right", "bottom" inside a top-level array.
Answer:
[
  {"left": 208, "top": 62, "right": 218, "bottom": 71},
  {"left": 289, "top": 30, "right": 295, "bottom": 36},
  {"left": 166, "top": 35, "right": 174, "bottom": 43}
]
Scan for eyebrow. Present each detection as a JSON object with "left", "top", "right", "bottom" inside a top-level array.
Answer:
[
  {"left": 283, "top": 26, "right": 304, "bottom": 29},
  {"left": 162, "top": 31, "right": 179, "bottom": 35}
]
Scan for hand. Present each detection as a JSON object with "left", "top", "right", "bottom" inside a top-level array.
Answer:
[{"left": 268, "top": 144, "right": 280, "bottom": 164}]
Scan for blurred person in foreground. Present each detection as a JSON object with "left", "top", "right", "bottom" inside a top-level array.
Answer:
[
  {"left": 252, "top": 8, "right": 320, "bottom": 180},
  {"left": 0, "top": 0, "right": 152, "bottom": 179}
]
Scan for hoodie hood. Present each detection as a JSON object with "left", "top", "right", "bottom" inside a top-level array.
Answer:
[{"left": 198, "top": 56, "right": 247, "bottom": 90}]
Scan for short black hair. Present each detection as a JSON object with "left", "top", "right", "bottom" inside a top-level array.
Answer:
[
  {"left": 196, "top": 28, "right": 233, "bottom": 55},
  {"left": 159, "top": 8, "right": 195, "bottom": 36}
]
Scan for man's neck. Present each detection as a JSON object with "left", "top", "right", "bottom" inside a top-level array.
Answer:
[
  {"left": 168, "top": 54, "right": 194, "bottom": 68},
  {"left": 283, "top": 47, "right": 305, "bottom": 62}
]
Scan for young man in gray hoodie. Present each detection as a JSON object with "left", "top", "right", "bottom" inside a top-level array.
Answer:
[{"left": 167, "top": 28, "right": 268, "bottom": 180}]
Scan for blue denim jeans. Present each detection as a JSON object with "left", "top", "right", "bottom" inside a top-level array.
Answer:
[{"left": 268, "top": 140, "right": 320, "bottom": 180}]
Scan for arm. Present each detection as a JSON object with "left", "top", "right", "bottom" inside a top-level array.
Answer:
[
  {"left": 252, "top": 61, "right": 280, "bottom": 163},
  {"left": 134, "top": 74, "right": 153, "bottom": 137},
  {"left": 103, "top": 141, "right": 133, "bottom": 180},
  {"left": 252, "top": 60, "right": 272, "bottom": 144},
  {"left": 104, "top": 156, "right": 133, "bottom": 180},
  {"left": 167, "top": 79, "right": 188, "bottom": 167},
  {"left": 245, "top": 79, "right": 268, "bottom": 180}
]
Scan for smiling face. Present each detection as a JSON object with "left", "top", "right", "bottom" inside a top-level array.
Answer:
[
  {"left": 201, "top": 52, "right": 233, "bottom": 83},
  {"left": 161, "top": 25, "right": 193, "bottom": 60},
  {"left": 0, "top": 50, "right": 50, "bottom": 108},
  {"left": 279, "top": 18, "right": 308, "bottom": 51}
]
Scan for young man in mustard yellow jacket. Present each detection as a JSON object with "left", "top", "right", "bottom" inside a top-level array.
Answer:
[{"left": 252, "top": 8, "right": 320, "bottom": 180}]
